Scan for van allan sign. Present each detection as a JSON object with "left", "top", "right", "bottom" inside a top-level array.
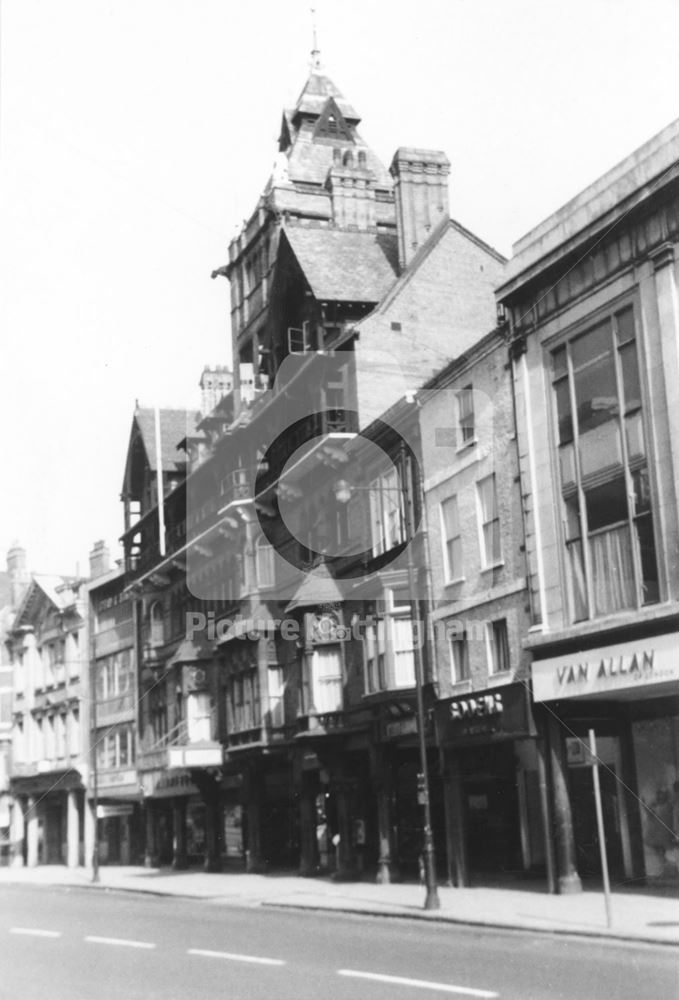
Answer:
[{"left": 531, "top": 631, "right": 679, "bottom": 702}]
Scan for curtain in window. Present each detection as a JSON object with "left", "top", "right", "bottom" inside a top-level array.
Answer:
[
  {"left": 311, "top": 646, "right": 343, "bottom": 713},
  {"left": 567, "top": 540, "right": 588, "bottom": 621},
  {"left": 391, "top": 617, "right": 416, "bottom": 687},
  {"left": 589, "top": 523, "right": 636, "bottom": 616}
]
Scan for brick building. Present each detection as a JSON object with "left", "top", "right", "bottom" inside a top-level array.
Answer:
[
  {"left": 418, "top": 328, "right": 538, "bottom": 884},
  {"left": 117, "top": 52, "right": 505, "bottom": 878},
  {"left": 86, "top": 542, "right": 144, "bottom": 865}
]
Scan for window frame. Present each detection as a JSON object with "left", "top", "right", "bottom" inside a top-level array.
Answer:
[
  {"left": 440, "top": 494, "right": 463, "bottom": 583},
  {"left": 477, "top": 473, "right": 502, "bottom": 569},
  {"left": 549, "top": 300, "right": 659, "bottom": 622},
  {"left": 486, "top": 618, "right": 510, "bottom": 675}
]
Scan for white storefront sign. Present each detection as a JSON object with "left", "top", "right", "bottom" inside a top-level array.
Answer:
[{"left": 532, "top": 630, "right": 679, "bottom": 702}]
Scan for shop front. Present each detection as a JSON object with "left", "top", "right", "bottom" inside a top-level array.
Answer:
[
  {"left": 94, "top": 767, "right": 144, "bottom": 864},
  {"left": 434, "top": 682, "right": 543, "bottom": 886},
  {"left": 9, "top": 769, "right": 86, "bottom": 867},
  {"left": 532, "top": 628, "right": 679, "bottom": 886},
  {"left": 140, "top": 768, "right": 205, "bottom": 868}
]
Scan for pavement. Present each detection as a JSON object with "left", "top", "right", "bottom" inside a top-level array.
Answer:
[{"left": 1, "top": 863, "right": 678, "bottom": 947}]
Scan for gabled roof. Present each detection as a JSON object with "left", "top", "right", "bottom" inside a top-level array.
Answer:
[
  {"left": 285, "top": 562, "right": 344, "bottom": 612},
  {"left": 282, "top": 226, "right": 399, "bottom": 302},
  {"left": 133, "top": 408, "right": 199, "bottom": 473},
  {"left": 292, "top": 70, "right": 359, "bottom": 123},
  {"left": 12, "top": 575, "right": 81, "bottom": 630}
]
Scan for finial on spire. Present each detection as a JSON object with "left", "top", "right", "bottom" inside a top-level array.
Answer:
[{"left": 310, "top": 7, "right": 322, "bottom": 71}]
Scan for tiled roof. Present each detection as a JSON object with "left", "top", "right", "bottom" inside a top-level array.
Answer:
[
  {"left": 285, "top": 562, "right": 344, "bottom": 611},
  {"left": 293, "top": 71, "right": 359, "bottom": 121},
  {"left": 286, "top": 138, "right": 392, "bottom": 188},
  {"left": 283, "top": 226, "right": 399, "bottom": 302},
  {"left": 134, "top": 408, "right": 200, "bottom": 473},
  {"left": 12, "top": 575, "right": 80, "bottom": 629}
]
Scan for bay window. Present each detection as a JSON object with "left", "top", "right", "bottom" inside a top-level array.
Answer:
[
  {"left": 363, "top": 588, "right": 417, "bottom": 693},
  {"left": 552, "top": 304, "right": 658, "bottom": 620}
]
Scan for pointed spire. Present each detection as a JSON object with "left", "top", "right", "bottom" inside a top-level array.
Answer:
[{"left": 309, "top": 7, "right": 322, "bottom": 72}]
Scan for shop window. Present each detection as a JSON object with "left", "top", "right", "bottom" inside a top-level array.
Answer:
[
  {"left": 441, "top": 494, "right": 462, "bottom": 581},
  {"left": 450, "top": 634, "right": 470, "bottom": 683},
  {"left": 457, "top": 385, "right": 475, "bottom": 445},
  {"left": 551, "top": 305, "right": 659, "bottom": 621},
  {"left": 477, "top": 474, "right": 501, "bottom": 567},
  {"left": 487, "top": 619, "right": 510, "bottom": 674}
]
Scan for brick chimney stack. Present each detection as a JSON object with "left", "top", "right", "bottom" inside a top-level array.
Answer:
[
  {"left": 199, "top": 365, "right": 233, "bottom": 416},
  {"left": 7, "top": 542, "right": 29, "bottom": 610},
  {"left": 89, "top": 540, "right": 110, "bottom": 579},
  {"left": 325, "top": 148, "right": 376, "bottom": 230},
  {"left": 390, "top": 148, "right": 450, "bottom": 270}
]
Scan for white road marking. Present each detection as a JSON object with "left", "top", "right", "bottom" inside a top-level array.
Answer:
[
  {"left": 10, "top": 927, "right": 61, "bottom": 938},
  {"left": 337, "top": 969, "right": 499, "bottom": 997},
  {"left": 187, "top": 948, "right": 285, "bottom": 966},
  {"left": 85, "top": 935, "right": 156, "bottom": 949}
]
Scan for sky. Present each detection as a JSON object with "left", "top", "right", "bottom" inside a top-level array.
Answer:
[{"left": 1, "top": 0, "right": 679, "bottom": 577}]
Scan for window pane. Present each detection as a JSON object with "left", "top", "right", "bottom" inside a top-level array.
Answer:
[
  {"left": 552, "top": 346, "right": 568, "bottom": 379},
  {"left": 615, "top": 306, "right": 636, "bottom": 346},
  {"left": 585, "top": 477, "right": 628, "bottom": 531},
  {"left": 590, "top": 523, "right": 635, "bottom": 615},
  {"left": 635, "top": 514, "right": 659, "bottom": 605},
  {"left": 555, "top": 380, "right": 573, "bottom": 445},
  {"left": 451, "top": 638, "right": 470, "bottom": 682},
  {"left": 625, "top": 410, "right": 645, "bottom": 459},
  {"left": 572, "top": 321, "right": 619, "bottom": 434},
  {"left": 619, "top": 341, "right": 642, "bottom": 412},
  {"left": 632, "top": 467, "right": 652, "bottom": 514},
  {"left": 478, "top": 475, "right": 497, "bottom": 520},
  {"left": 441, "top": 496, "right": 459, "bottom": 536},
  {"left": 447, "top": 537, "right": 462, "bottom": 578}
]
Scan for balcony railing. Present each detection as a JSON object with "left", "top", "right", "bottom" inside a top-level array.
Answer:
[{"left": 257, "top": 409, "right": 356, "bottom": 495}]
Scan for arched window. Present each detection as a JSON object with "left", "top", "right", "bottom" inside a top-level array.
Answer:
[{"left": 342, "top": 150, "right": 354, "bottom": 168}]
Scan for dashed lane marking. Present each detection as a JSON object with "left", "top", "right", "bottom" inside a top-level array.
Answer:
[
  {"left": 10, "top": 928, "right": 61, "bottom": 938},
  {"left": 337, "top": 970, "right": 499, "bottom": 997},
  {"left": 187, "top": 948, "right": 285, "bottom": 966},
  {"left": 85, "top": 935, "right": 156, "bottom": 949}
]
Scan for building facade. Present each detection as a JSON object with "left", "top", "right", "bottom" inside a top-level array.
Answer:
[
  {"left": 87, "top": 542, "right": 144, "bottom": 865},
  {"left": 420, "top": 330, "right": 542, "bottom": 886},
  {"left": 7, "top": 573, "right": 87, "bottom": 866},
  {"left": 497, "top": 119, "right": 679, "bottom": 890}
]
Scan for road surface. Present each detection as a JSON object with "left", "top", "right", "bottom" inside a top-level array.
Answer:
[{"left": 1, "top": 884, "right": 676, "bottom": 999}]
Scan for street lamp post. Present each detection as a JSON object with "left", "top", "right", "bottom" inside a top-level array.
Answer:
[
  {"left": 89, "top": 628, "right": 100, "bottom": 884},
  {"left": 334, "top": 446, "right": 440, "bottom": 911}
]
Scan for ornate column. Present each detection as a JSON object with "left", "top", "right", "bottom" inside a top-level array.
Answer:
[
  {"left": 546, "top": 712, "right": 582, "bottom": 894},
  {"left": 297, "top": 770, "right": 318, "bottom": 877},
  {"left": 66, "top": 790, "right": 80, "bottom": 867},
  {"left": 10, "top": 797, "right": 25, "bottom": 868},
  {"left": 441, "top": 749, "right": 468, "bottom": 887},
  {"left": 370, "top": 744, "right": 394, "bottom": 884},
  {"left": 144, "top": 802, "right": 157, "bottom": 867},
  {"left": 243, "top": 763, "right": 264, "bottom": 872},
  {"left": 171, "top": 798, "right": 188, "bottom": 870},
  {"left": 26, "top": 796, "right": 39, "bottom": 868}
]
